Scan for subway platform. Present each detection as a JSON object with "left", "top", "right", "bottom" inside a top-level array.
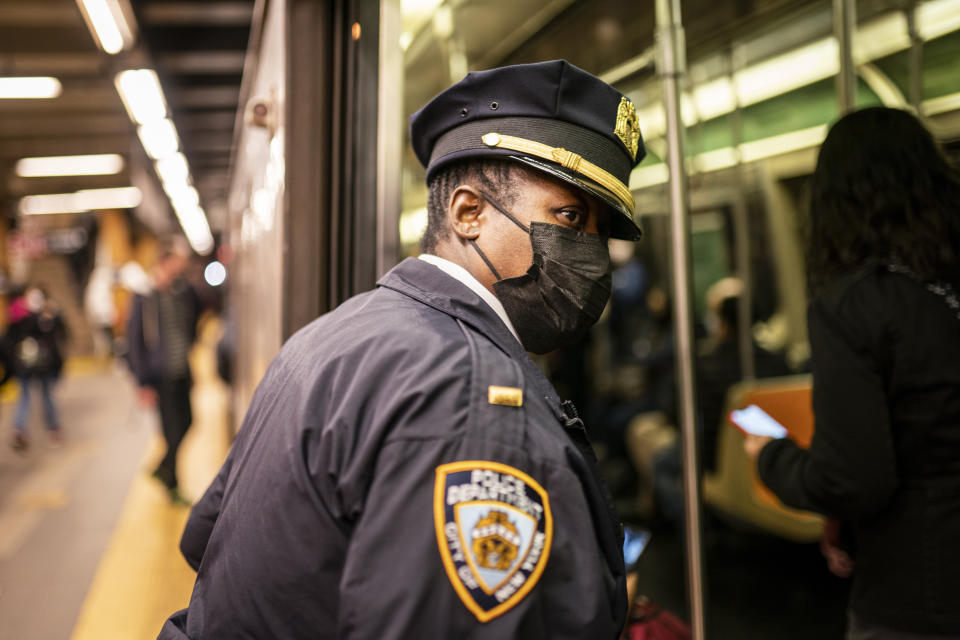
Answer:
[{"left": 0, "top": 321, "right": 229, "bottom": 640}]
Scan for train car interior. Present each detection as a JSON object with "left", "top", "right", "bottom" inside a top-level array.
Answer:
[{"left": 380, "top": 0, "right": 960, "bottom": 636}]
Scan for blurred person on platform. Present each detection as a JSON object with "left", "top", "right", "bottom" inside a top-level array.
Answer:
[
  {"left": 7, "top": 286, "right": 66, "bottom": 451},
  {"left": 84, "top": 265, "right": 118, "bottom": 358},
  {"left": 745, "top": 107, "right": 960, "bottom": 639},
  {"left": 158, "top": 60, "right": 647, "bottom": 639},
  {"left": 126, "top": 237, "right": 200, "bottom": 504}
]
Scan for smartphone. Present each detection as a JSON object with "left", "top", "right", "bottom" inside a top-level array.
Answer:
[
  {"left": 623, "top": 526, "right": 651, "bottom": 570},
  {"left": 729, "top": 404, "right": 788, "bottom": 439}
]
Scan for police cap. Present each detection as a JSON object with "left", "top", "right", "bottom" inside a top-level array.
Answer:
[{"left": 410, "top": 60, "right": 645, "bottom": 240}]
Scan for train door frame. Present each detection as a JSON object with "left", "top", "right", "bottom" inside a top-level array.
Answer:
[{"left": 283, "top": 0, "right": 398, "bottom": 338}]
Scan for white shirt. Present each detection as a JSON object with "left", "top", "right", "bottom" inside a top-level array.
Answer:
[{"left": 418, "top": 254, "right": 521, "bottom": 344}]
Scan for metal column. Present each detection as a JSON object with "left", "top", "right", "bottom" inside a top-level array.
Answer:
[
  {"left": 833, "top": 0, "right": 857, "bottom": 114},
  {"left": 656, "top": 0, "right": 706, "bottom": 637},
  {"left": 376, "top": 0, "right": 402, "bottom": 276},
  {"left": 906, "top": 1, "right": 924, "bottom": 115}
]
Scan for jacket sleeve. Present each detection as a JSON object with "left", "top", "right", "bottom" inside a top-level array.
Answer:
[
  {"left": 758, "top": 296, "right": 898, "bottom": 520},
  {"left": 180, "top": 446, "right": 234, "bottom": 571},
  {"left": 125, "top": 294, "right": 149, "bottom": 386}
]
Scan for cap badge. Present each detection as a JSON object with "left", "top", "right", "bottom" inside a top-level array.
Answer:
[{"left": 615, "top": 97, "right": 640, "bottom": 161}]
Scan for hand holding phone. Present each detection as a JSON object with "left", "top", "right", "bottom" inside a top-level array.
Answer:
[
  {"left": 729, "top": 404, "right": 788, "bottom": 439},
  {"left": 622, "top": 526, "right": 651, "bottom": 570}
]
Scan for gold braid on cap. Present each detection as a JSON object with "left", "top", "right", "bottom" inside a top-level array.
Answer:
[{"left": 481, "top": 132, "right": 634, "bottom": 214}]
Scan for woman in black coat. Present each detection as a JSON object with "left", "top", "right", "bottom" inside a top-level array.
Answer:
[
  {"left": 744, "top": 108, "right": 960, "bottom": 639},
  {"left": 7, "top": 287, "right": 66, "bottom": 450}
]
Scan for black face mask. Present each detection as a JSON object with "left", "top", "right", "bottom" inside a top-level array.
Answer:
[{"left": 469, "top": 192, "right": 612, "bottom": 354}]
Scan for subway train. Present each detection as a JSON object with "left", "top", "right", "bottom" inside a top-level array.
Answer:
[{"left": 215, "top": 0, "right": 960, "bottom": 638}]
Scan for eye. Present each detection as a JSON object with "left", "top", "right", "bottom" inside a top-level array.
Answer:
[{"left": 556, "top": 208, "right": 586, "bottom": 229}]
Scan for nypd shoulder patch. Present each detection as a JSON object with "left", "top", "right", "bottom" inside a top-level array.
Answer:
[{"left": 434, "top": 460, "right": 553, "bottom": 622}]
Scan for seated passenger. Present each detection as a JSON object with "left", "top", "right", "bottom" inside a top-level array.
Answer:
[{"left": 649, "top": 278, "right": 790, "bottom": 527}]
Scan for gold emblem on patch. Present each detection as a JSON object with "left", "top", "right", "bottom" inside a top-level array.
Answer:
[
  {"left": 615, "top": 96, "right": 641, "bottom": 161},
  {"left": 488, "top": 385, "right": 523, "bottom": 407},
  {"left": 471, "top": 509, "right": 521, "bottom": 570},
  {"left": 435, "top": 460, "right": 553, "bottom": 622}
]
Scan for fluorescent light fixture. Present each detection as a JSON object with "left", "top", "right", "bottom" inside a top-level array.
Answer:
[
  {"left": 173, "top": 206, "right": 214, "bottom": 254},
  {"left": 629, "top": 164, "right": 670, "bottom": 189},
  {"left": 156, "top": 153, "right": 189, "bottom": 185},
  {"left": 0, "top": 77, "right": 62, "bottom": 99},
  {"left": 630, "top": 125, "right": 828, "bottom": 191},
  {"left": 115, "top": 69, "right": 167, "bottom": 124},
  {"left": 137, "top": 119, "right": 179, "bottom": 160},
  {"left": 735, "top": 38, "right": 839, "bottom": 106},
  {"left": 693, "top": 147, "right": 740, "bottom": 173},
  {"left": 923, "top": 91, "right": 960, "bottom": 115},
  {"left": 854, "top": 12, "right": 909, "bottom": 62},
  {"left": 20, "top": 186, "right": 142, "bottom": 215},
  {"left": 76, "top": 0, "right": 133, "bottom": 54},
  {"left": 738, "top": 124, "right": 827, "bottom": 163},
  {"left": 693, "top": 77, "right": 737, "bottom": 121},
  {"left": 114, "top": 65, "right": 211, "bottom": 255},
  {"left": 637, "top": 104, "right": 667, "bottom": 140},
  {"left": 16, "top": 154, "right": 124, "bottom": 177},
  {"left": 680, "top": 93, "right": 698, "bottom": 127},
  {"left": 632, "top": 7, "right": 960, "bottom": 140},
  {"left": 919, "top": 0, "right": 960, "bottom": 40},
  {"left": 170, "top": 185, "right": 200, "bottom": 213},
  {"left": 161, "top": 177, "right": 187, "bottom": 201}
]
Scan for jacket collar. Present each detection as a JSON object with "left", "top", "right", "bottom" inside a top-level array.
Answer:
[{"left": 377, "top": 257, "right": 529, "bottom": 362}]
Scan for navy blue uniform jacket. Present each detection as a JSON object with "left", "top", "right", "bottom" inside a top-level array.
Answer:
[{"left": 159, "top": 258, "right": 627, "bottom": 639}]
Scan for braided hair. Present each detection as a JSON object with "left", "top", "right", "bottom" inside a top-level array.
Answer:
[{"left": 421, "top": 159, "right": 520, "bottom": 254}]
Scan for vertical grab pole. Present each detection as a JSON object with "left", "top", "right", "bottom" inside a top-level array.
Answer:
[
  {"left": 834, "top": 0, "right": 857, "bottom": 114},
  {"left": 906, "top": 0, "right": 923, "bottom": 116},
  {"left": 656, "top": 0, "right": 706, "bottom": 638}
]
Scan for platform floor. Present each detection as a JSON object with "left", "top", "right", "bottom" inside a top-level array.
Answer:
[{"left": 0, "top": 325, "right": 229, "bottom": 640}]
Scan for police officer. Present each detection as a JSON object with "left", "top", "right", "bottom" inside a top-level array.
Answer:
[{"left": 158, "top": 59, "right": 646, "bottom": 639}]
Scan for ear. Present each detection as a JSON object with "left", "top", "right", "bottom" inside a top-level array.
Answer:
[{"left": 448, "top": 185, "right": 484, "bottom": 240}]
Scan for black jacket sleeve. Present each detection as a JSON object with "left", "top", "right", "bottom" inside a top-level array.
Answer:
[
  {"left": 758, "top": 295, "right": 898, "bottom": 520},
  {"left": 180, "top": 447, "right": 234, "bottom": 571},
  {"left": 125, "top": 294, "right": 150, "bottom": 387}
]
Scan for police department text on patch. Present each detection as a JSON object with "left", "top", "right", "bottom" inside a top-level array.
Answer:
[{"left": 434, "top": 461, "right": 553, "bottom": 622}]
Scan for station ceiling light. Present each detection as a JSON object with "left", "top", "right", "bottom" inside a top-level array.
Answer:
[
  {"left": 137, "top": 119, "right": 180, "bottom": 160},
  {"left": 155, "top": 153, "right": 189, "bottom": 185},
  {"left": 168, "top": 185, "right": 200, "bottom": 213},
  {"left": 173, "top": 205, "right": 214, "bottom": 254},
  {"left": 115, "top": 69, "right": 168, "bottom": 124},
  {"left": 16, "top": 154, "right": 125, "bottom": 177},
  {"left": 0, "top": 77, "right": 62, "bottom": 99},
  {"left": 113, "top": 66, "right": 214, "bottom": 254},
  {"left": 20, "top": 187, "right": 142, "bottom": 215},
  {"left": 76, "top": 0, "right": 134, "bottom": 54}
]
